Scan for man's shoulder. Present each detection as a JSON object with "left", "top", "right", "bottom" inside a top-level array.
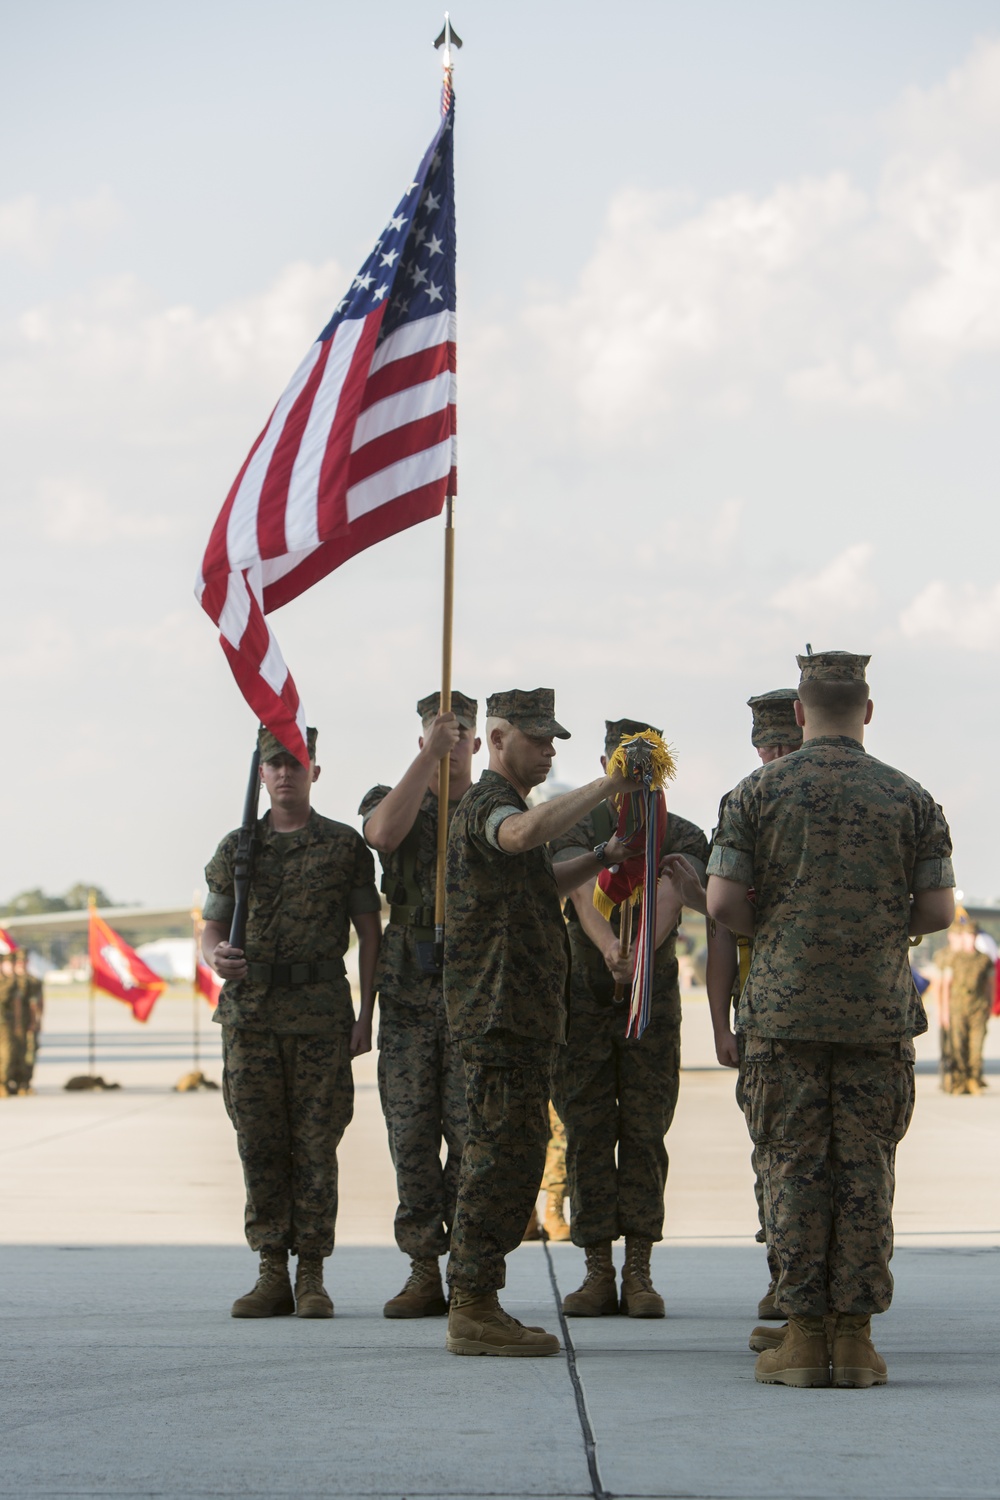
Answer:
[
  {"left": 310, "top": 811, "right": 365, "bottom": 844},
  {"left": 358, "top": 784, "right": 391, "bottom": 819},
  {"left": 665, "top": 810, "right": 708, "bottom": 854}
]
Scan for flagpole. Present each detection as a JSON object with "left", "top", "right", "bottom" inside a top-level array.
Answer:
[
  {"left": 192, "top": 901, "right": 202, "bottom": 1074},
  {"left": 433, "top": 15, "right": 459, "bottom": 971},
  {"left": 87, "top": 890, "right": 96, "bottom": 1079}
]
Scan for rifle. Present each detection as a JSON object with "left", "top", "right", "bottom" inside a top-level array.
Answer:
[{"left": 229, "top": 746, "right": 262, "bottom": 950}]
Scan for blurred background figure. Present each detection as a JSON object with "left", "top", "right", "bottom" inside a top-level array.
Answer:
[{"left": 934, "top": 909, "right": 994, "bottom": 1096}]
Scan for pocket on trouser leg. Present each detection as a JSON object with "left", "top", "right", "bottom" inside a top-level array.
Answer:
[
  {"left": 741, "top": 1039, "right": 784, "bottom": 1145},
  {"left": 875, "top": 1057, "right": 916, "bottom": 1145}
]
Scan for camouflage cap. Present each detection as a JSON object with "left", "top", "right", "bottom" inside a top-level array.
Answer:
[
  {"left": 257, "top": 724, "right": 318, "bottom": 762},
  {"left": 796, "top": 651, "right": 871, "bottom": 684},
  {"left": 604, "top": 717, "right": 663, "bottom": 754},
  {"left": 949, "top": 906, "right": 978, "bottom": 936},
  {"left": 747, "top": 689, "right": 802, "bottom": 749},
  {"left": 416, "top": 689, "right": 478, "bottom": 729},
  {"left": 486, "top": 687, "right": 570, "bottom": 740}
]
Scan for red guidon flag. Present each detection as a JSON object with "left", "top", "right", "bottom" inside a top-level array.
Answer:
[
  {"left": 89, "top": 912, "right": 165, "bottom": 1023},
  {"left": 0, "top": 927, "right": 18, "bottom": 954},
  {"left": 195, "top": 960, "right": 223, "bottom": 1009},
  {"left": 195, "top": 86, "right": 457, "bottom": 766}
]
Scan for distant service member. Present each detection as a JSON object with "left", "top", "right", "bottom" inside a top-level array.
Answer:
[
  {"left": 707, "top": 651, "right": 954, "bottom": 1389},
  {"left": 203, "top": 725, "right": 381, "bottom": 1321},
  {"left": 934, "top": 912, "right": 993, "bottom": 1096}
]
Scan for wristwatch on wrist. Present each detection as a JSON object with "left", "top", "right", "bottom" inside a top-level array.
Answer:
[{"left": 593, "top": 841, "right": 612, "bottom": 868}]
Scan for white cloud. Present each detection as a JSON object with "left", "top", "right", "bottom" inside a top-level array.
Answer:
[
  {"left": 0, "top": 187, "right": 124, "bottom": 264},
  {"left": 899, "top": 579, "right": 1000, "bottom": 649},
  {"left": 771, "top": 543, "right": 877, "bottom": 617}
]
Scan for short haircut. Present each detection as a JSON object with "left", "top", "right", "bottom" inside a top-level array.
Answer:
[
  {"left": 484, "top": 715, "right": 512, "bottom": 743},
  {"left": 798, "top": 679, "right": 870, "bottom": 716}
]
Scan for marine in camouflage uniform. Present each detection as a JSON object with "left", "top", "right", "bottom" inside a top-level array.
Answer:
[
  {"left": 360, "top": 690, "right": 478, "bottom": 1318},
  {"left": 203, "top": 724, "right": 381, "bottom": 1320},
  {"left": 705, "top": 688, "right": 802, "bottom": 1321},
  {"left": 550, "top": 717, "right": 709, "bottom": 1318},
  {"left": 934, "top": 914, "right": 994, "bottom": 1095},
  {"left": 0, "top": 952, "right": 16, "bottom": 1098},
  {"left": 10, "top": 951, "right": 43, "bottom": 1094},
  {"left": 443, "top": 688, "right": 638, "bottom": 1357},
  {"left": 708, "top": 651, "right": 955, "bottom": 1388}
]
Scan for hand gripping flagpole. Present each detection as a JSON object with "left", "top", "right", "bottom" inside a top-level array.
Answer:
[{"left": 433, "top": 13, "right": 462, "bottom": 971}]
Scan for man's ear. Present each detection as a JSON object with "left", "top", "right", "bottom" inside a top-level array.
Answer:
[
  {"left": 311, "top": 763, "right": 321, "bottom": 783},
  {"left": 418, "top": 735, "right": 425, "bottom": 751},
  {"left": 794, "top": 701, "right": 806, "bottom": 728},
  {"left": 864, "top": 698, "right": 874, "bottom": 725},
  {"left": 600, "top": 755, "right": 608, "bottom": 771},
  {"left": 473, "top": 736, "right": 482, "bottom": 754}
]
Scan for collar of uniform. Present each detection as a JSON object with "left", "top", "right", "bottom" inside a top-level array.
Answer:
[
  {"left": 800, "top": 736, "right": 868, "bottom": 754},
  {"left": 259, "top": 807, "right": 322, "bottom": 846},
  {"left": 478, "top": 768, "right": 528, "bottom": 808}
]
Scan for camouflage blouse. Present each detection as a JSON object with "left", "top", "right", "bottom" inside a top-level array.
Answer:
[
  {"left": 934, "top": 946, "right": 994, "bottom": 1007},
  {"left": 551, "top": 804, "right": 709, "bottom": 1003},
  {"left": 204, "top": 808, "right": 380, "bottom": 1036},
  {"left": 708, "top": 736, "right": 953, "bottom": 1043},
  {"left": 443, "top": 770, "right": 569, "bottom": 1046},
  {"left": 359, "top": 784, "right": 449, "bottom": 1009}
]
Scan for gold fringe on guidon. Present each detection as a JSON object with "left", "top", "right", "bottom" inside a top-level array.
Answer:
[{"left": 605, "top": 730, "right": 677, "bottom": 792}]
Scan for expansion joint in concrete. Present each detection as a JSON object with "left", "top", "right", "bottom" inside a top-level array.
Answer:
[{"left": 541, "top": 1234, "right": 611, "bottom": 1500}]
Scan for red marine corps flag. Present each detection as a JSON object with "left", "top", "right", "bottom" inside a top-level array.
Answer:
[
  {"left": 196, "top": 60, "right": 458, "bottom": 766},
  {"left": 195, "top": 959, "right": 222, "bottom": 1009},
  {"left": 89, "top": 912, "right": 166, "bottom": 1023},
  {"left": 0, "top": 927, "right": 18, "bottom": 954}
]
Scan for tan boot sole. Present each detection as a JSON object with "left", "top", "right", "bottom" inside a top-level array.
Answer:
[
  {"left": 620, "top": 1292, "right": 665, "bottom": 1319},
  {"left": 755, "top": 1366, "right": 830, "bottom": 1387},
  {"left": 295, "top": 1299, "right": 333, "bottom": 1319},
  {"left": 833, "top": 1366, "right": 887, "bottom": 1388},
  {"left": 445, "top": 1333, "right": 560, "bottom": 1357}
]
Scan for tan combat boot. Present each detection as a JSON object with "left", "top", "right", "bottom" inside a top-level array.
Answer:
[
  {"left": 522, "top": 1205, "right": 541, "bottom": 1241},
  {"left": 383, "top": 1257, "right": 448, "bottom": 1319},
  {"left": 446, "top": 1291, "right": 561, "bottom": 1356},
  {"left": 543, "top": 1191, "right": 572, "bottom": 1242},
  {"left": 620, "top": 1236, "right": 665, "bottom": 1318},
  {"left": 832, "top": 1314, "right": 888, "bottom": 1388},
  {"left": 757, "top": 1278, "right": 783, "bottom": 1320},
  {"left": 230, "top": 1249, "right": 295, "bottom": 1318},
  {"left": 294, "top": 1255, "right": 334, "bottom": 1319},
  {"left": 748, "top": 1323, "right": 787, "bottom": 1353},
  {"left": 562, "top": 1242, "right": 618, "bottom": 1316},
  {"left": 754, "top": 1315, "right": 830, "bottom": 1386}
]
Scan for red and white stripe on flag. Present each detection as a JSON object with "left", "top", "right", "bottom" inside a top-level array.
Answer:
[{"left": 196, "top": 92, "right": 457, "bottom": 765}]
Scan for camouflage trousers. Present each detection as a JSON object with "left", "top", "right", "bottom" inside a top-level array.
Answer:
[
  {"left": 0, "top": 1021, "right": 26, "bottom": 1091},
  {"left": 552, "top": 987, "right": 680, "bottom": 1246},
  {"left": 735, "top": 1035, "right": 779, "bottom": 1282},
  {"left": 540, "top": 1102, "right": 567, "bottom": 1196},
  {"left": 377, "top": 999, "right": 468, "bottom": 1259},
  {"left": 446, "top": 1037, "right": 554, "bottom": 1296},
  {"left": 944, "top": 996, "right": 991, "bottom": 1092},
  {"left": 222, "top": 1026, "right": 354, "bottom": 1257},
  {"left": 742, "top": 1035, "right": 916, "bottom": 1318}
]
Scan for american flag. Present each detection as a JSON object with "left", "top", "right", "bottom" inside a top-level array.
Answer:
[{"left": 196, "top": 91, "right": 457, "bottom": 765}]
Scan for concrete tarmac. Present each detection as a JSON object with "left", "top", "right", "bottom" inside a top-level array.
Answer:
[{"left": 2, "top": 993, "right": 999, "bottom": 1500}]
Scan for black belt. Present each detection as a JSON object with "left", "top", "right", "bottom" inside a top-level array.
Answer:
[
  {"left": 247, "top": 960, "right": 342, "bottom": 987},
  {"left": 390, "top": 904, "right": 436, "bottom": 930}
]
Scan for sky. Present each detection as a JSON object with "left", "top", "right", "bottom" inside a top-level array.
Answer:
[{"left": 2, "top": 0, "right": 999, "bottom": 907}]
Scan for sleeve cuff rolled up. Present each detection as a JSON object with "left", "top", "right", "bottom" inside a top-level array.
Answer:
[
  {"left": 912, "top": 856, "right": 956, "bottom": 892},
  {"left": 202, "top": 892, "right": 235, "bottom": 924},
  {"left": 706, "top": 846, "right": 754, "bottom": 886}
]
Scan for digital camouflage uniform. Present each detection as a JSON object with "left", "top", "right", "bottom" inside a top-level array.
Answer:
[
  {"left": 550, "top": 802, "right": 708, "bottom": 1246},
  {"left": 721, "top": 690, "right": 802, "bottom": 1284},
  {"left": 0, "top": 962, "right": 17, "bottom": 1094},
  {"left": 709, "top": 658, "right": 953, "bottom": 1319},
  {"left": 934, "top": 943, "right": 993, "bottom": 1093},
  {"left": 444, "top": 767, "right": 570, "bottom": 1296},
  {"left": 204, "top": 807, "right": 380, "bottom": 1257},
  {"left": 359, "top": 782, "right": 468, "bottom": 1260},
  {"left": 11, "top": 966, "right": 43, "bottom": 1090}
]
